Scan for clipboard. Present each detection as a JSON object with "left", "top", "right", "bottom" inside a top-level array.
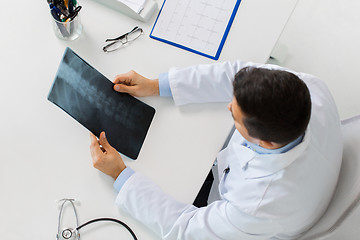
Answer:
[
  {"left": 47, "top": 48, "right": 155, "bottom": 160},
  {"left": 150, "top": 0, "right": 241, "bottom": 60}
]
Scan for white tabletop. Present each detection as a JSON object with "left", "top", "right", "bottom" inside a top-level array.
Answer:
[{"left": 0, "top": 0, "right": 298, "bottom": 239}]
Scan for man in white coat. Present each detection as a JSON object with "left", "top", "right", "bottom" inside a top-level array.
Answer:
[{"left": 89, "top": 61, "right": 342, "bottom": 240}]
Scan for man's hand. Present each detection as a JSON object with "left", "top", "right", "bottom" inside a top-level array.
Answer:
[
  {"left": 90, "top": 132, "right": 126, "bottom": 180},
  {"left": 113, "top": 70, "right": 159, "bottom": 97}
]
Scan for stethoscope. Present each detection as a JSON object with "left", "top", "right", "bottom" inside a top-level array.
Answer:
[{"left": 56, "top": 199, "right": 137, "bottom": 240}]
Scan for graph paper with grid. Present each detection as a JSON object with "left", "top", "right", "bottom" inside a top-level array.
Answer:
[{"left": 150, "top": 0, "right": 241, "bottom": 60}]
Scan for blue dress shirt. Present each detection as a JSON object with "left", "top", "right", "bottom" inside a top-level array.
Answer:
[{"left": 158, "top": 72, "right": 173, "bottom": 97}]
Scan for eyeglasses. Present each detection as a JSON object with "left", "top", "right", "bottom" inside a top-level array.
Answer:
[{"left": 103, "top": 26, "right": 143, "bottom": 53}]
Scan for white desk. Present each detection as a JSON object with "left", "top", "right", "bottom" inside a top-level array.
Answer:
[{"left": 0, "top": 0, "right": 298, "bottom": 239}]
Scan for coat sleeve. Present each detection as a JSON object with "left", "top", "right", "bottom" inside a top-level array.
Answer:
[
  {"left": 168, "top": 61, "right": 268, "bottom": 105},
  {"left": 115, "top": 172, "right": 283, "bottom": 240}
]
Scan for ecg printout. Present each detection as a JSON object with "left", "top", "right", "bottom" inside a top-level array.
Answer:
[{"left": 150, "top": 0, "right": 241, "bottom": 59}]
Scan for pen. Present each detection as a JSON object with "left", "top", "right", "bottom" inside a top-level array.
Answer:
[
  {"left": 50, "top": 7, "right": 61, "bottom": 21},
  {"left": 50, "top": 3, "right": 62, "bottom": 15},
  {"left": 64, "top": 0, "right": 69, "bottom": 9},
  {"left": 55, "top": 1, "right": 70, "bottom": 17},
  {"left": 68, "top": 6, "right": 82, "bottom": 20},
  {"left": 61, "top": 14, "right": 69, "bottom": 22},
  {"left": 68, "top": 0, "right": 74, "bottom": 15}
]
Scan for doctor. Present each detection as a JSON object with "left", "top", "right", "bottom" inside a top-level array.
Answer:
[{"left": 89, "top": 61, "right": 342, "bottom": 239}]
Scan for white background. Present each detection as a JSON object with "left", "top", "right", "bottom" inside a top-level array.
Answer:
[{"left": 0, "top": 0, "right": 299, "bottom": 239}]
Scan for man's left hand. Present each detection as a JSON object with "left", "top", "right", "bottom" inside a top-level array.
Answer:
[{"left": 90, "top": 131, "right": 126, "bottom": 180}]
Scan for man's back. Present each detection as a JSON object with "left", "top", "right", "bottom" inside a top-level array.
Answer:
[{"left": 214, "top": 69, "right": 342, "bottom": 239}]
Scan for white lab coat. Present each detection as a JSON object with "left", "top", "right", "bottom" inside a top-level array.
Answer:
[{"left": 115, "top": 61, "right": 343, "bottom": 239}]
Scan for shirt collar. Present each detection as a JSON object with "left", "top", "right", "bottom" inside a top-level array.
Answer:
[{"left": 243, "top": 134, "right": 304, "bottom": 154}]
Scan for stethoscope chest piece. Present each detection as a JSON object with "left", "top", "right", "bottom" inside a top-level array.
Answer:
[{"left": 57, "top": 228, "right": 79, "bottom": 240}]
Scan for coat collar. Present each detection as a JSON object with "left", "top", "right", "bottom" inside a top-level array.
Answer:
[{"left": 230, "top": 129, "right": 311, "bottom": 179}]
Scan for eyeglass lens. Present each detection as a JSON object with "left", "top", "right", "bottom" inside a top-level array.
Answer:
[
  {"left": 126, "top": 27, "right": 143, "bottom": 42},
  {"left": 103, "top": 27, "right": 143, "bottom": 52}
]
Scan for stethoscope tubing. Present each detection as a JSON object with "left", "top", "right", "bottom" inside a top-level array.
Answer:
[{"left": 76, "top": 217, "right": 137, "bottom": 240}]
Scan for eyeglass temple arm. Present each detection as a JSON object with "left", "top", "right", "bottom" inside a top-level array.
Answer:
[{"left": 105, "top": 26, "right": 140, "bottom": 42}]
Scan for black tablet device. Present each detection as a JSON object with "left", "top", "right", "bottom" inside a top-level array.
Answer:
[{"left": 48, "top": 47, "right": 155, "bottom": 159}]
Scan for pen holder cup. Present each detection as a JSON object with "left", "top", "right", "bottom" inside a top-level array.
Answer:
[{"left": 52, "top": 14, "right": 82, "bottom": 41}]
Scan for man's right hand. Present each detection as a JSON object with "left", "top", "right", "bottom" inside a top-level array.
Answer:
[{"left": 113, "top": 70, "right": 159, "bottom": 97}]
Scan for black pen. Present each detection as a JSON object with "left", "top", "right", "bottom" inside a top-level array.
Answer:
[{"left": 68, "top": 0, "right": 74, "bottom": 15}]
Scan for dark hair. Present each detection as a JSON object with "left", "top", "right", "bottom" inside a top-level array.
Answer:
[{"left": 233, "top": 67, "right": 311, "bottom": 144}]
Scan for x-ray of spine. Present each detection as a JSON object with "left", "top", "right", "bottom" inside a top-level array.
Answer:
[{"left": 48, "top": 48, "right": 155, "bottom": 159}]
